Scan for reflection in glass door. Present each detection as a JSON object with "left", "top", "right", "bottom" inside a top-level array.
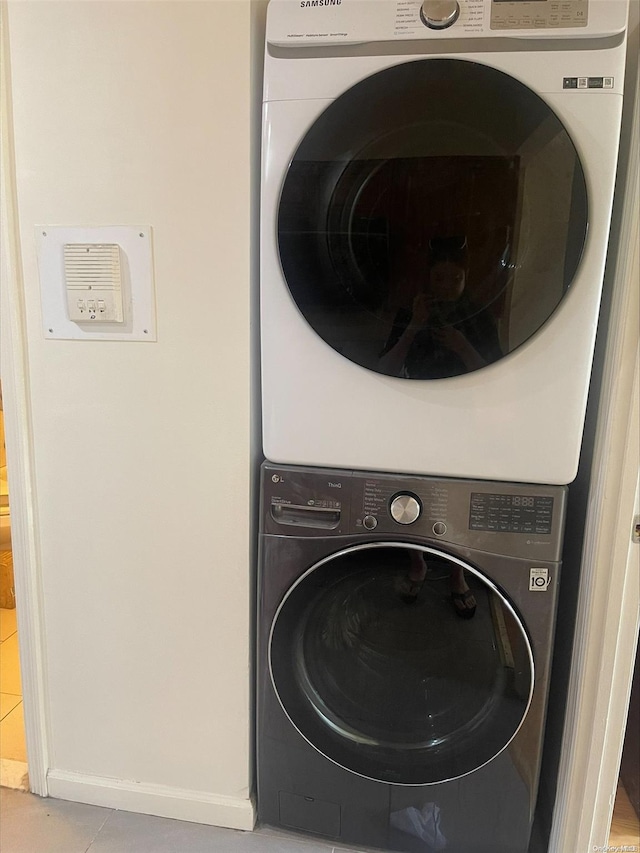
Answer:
[
  {"left": 279, "top": 58, "right": 588, "bottom": 379},
  {"left": 270, "top": 544, "right": 533, "bottom": 785}
]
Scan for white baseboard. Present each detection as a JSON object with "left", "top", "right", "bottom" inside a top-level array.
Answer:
[{"left": 47, "top": 770, "right": 255, "bottom": 831}]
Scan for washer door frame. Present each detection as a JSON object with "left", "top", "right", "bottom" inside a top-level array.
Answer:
[{"left": 268, "top": 541, "right": 535, "bottom": 786}]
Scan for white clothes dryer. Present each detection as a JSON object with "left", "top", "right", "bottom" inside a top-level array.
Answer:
[{"left": 260, "top": 0, "right": 629, "bottom": 485}]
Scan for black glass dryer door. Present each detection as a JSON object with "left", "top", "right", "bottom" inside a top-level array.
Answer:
[
  {"left": 270, "top": 544, "right": 533, "bottom": 785},
  {"left": 278, "top": 58, "right": 588, "bottom": 379}
]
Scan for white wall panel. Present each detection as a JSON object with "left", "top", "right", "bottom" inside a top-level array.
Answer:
[{"left": 6, "top": 0, "right": 253, "bottom": 824}]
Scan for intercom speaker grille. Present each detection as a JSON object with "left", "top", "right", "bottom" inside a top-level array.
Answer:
[
  {"left": 63, "top": 243, "right": 124, "bottom": 323},
  {"left": 63, "top": 243, "right": 121, "bottom": 291}
]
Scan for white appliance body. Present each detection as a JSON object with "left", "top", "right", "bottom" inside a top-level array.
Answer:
[{"left": 260, "top": 0, "right": 628, "bottom": 485}]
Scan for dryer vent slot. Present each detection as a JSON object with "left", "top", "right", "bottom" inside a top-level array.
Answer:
[{"left": 271, "top": 503, "right": 340, "bottom": 529}]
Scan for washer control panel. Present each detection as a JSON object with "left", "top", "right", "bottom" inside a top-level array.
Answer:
[
  {"left": 363, "top": 477, "right": 448, "bottom": 533},
  {"left": 470, "top": 492, "right": 554, "bottom": 534},
  {"left": 390, "top": 493, "right": 422, "bottom": 524},
  {"left": 262, "top": 463, "right": 567, "bottom": 561}
]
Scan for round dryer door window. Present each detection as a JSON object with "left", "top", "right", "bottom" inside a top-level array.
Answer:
[
  {"left": 269, "top": 544, "right": 534, "bottom": 785},
  {"left": 278, "top": 58, "right": 588, "bottom": 380}
]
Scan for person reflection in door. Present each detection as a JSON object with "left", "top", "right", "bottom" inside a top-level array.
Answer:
[
  {"left": 379, "top": 237, "right": 502, "bottom": 380},
  {"left": 400, "top": 550, "right": 477, "bottom": 618}
]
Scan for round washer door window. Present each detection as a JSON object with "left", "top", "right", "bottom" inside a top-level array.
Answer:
[
  {"left": 278, "top": 58, "right": 588, "bottom": 380},
  {"left": 269, "top": 544, "right": 534, "bottom": 785}
]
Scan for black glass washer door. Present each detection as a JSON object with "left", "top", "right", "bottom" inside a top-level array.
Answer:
[
  {"left": 269, "top": 544, "right": 534, "bottom": 785},
  {"left": 278, "top": 58, "right": 588, "bottom": 379}
]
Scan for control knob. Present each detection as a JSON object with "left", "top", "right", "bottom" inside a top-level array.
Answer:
[
  {"left": 420, "top": 0, "right": 460, "bottom": 29},
  {"left": 390, "top": 493, "right": 422, "bottom": 525}
]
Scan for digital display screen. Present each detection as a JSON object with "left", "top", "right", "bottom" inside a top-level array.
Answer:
[
  {"left": 469, "top": 493, "right": 554, "bottom": 534},
  {"left": 493, "top": 1, "right": 547, "bottom": 3}
]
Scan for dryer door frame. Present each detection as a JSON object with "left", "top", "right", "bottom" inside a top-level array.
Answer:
[{"left": 277, "top": 57, "right": 589, "bottom": 381}]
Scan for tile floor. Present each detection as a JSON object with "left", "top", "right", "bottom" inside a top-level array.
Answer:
[
  {"left": 0, "top": 787, "right": 371, "bottom": 853},
  {"left": 0, "top": 608, "right": 26, "bottom": 765}
]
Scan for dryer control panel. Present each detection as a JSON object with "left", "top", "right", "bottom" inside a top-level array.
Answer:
[
  {"left": 262, "top": 463, "right": 567, "bottom": 562},
  {"left": 490, "top": 0, "right": 589, "bottom": 31},
  {"left": 266, "top": 0, "right": 627, "bottom": 47}
]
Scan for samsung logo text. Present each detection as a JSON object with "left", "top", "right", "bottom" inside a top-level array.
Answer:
[{"left": 300, "top": 0, "right": 342, "bottom": 7}]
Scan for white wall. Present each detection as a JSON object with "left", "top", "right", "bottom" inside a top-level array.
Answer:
[{"left": 4, "top": 0, "right": 254, "bottom": 827}]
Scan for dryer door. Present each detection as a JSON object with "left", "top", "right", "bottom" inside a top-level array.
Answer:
[
  {"left": 269, "top": 543, "right": 534, "bottom": 785},
  {"left": 278, "top": 58, "right": 588, "bottom": 380}
]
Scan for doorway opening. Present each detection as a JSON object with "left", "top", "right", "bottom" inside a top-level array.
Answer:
[
  {"left": 609, "top": 642, "right": 640, "bottom": 847},
  {"left": 0, "top": 385, "right": 28, "bottom": 791}
]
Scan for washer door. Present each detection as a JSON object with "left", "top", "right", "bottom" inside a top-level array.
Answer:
[
  {"left": 278, "top": 58, "right": 588, "bottom": 380},
  {"left": 269, "top": 544, "right": 534, "bottom": 785}
]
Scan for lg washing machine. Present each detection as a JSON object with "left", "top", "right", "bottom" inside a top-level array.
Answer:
[
  {"left": 257, "top": 462, "right": 567, "bottom": 853},
  {"left": 260, "top": 0, "right": 629, "bottom": 484}
]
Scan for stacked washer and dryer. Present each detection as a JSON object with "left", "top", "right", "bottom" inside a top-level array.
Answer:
[{"left": 257, "top": 2, "right": 629, "bottom": 852}]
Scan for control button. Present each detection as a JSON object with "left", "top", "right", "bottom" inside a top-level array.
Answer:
[
  {"left": 433, "top": 522, "right": 447, "bottom": 536},
  {"left": 420, "top": 0, "right": 460, "bottom": 29},
  {"left": 390, "top": 494, "right": 422, "bottom": 525},
  {"left": 363, "top": 515, "right": 378, "bottom": 530}
]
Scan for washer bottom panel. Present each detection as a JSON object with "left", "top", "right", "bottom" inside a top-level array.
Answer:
[{"left": 257, "top": 685, "right": 534, "bottom": 853}]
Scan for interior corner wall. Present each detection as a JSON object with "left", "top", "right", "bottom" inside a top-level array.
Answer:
[{"left": 5, "top": 0, "right": 254, "bottom": 827}]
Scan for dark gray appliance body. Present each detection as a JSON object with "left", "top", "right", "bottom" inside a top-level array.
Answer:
[{"left": 257, "top": 463, "right": 566, "bottom": 853}]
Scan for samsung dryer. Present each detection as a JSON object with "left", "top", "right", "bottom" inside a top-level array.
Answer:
[
  {"left": 260, "top": 0, "right": 629, "bottom": 484},
  {"left": 257, "top": 462, "right": 567, "bottom": 852}
]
